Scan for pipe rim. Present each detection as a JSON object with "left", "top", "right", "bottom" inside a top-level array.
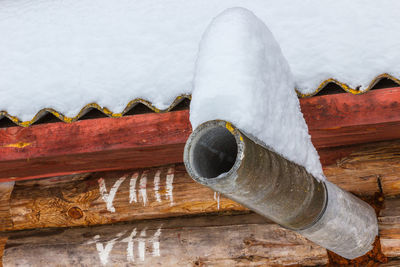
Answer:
[{"left": 184, "top": 120, "right": 244, "bottom": 185}]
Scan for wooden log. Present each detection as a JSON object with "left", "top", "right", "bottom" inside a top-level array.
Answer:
[
  {"left": 0, "top": 213, "right": 328, "bottom": 267},
  {"left": 1, "top": 87, "right": 400, "bottom": 182},
  {"left": 322, "top": 139, "right": 400, "bottom": 197},
  {"left": 379, "top": 198, "right": 400, "bottom": 257},
  {"left": 2, "top": 164, "right": 245, "bottom": 231}
]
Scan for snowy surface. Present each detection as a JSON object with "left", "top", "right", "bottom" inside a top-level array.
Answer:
[
  {"left": 190, "top": 8, "right": 324, "bottom": 180},
  {"left": 0, "top": 0, "right": 400, "bottom": 121}
]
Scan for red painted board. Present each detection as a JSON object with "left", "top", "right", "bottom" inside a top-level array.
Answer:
[
  {"left": 301, "top": 87, "right": 400, "bottom": 148},
  {"left": 1, "top": 87, "right": 400, "bottom": 181},
  {"left": 301, "top": 87, "right": 400, "bottom": 130},
  {"left": 0, "top": 111, "right": 191, "bottom": 181}
]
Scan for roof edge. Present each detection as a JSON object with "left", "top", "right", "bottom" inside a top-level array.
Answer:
[{"left": 1, "top": 73, "right": 399, "bottom": 127}]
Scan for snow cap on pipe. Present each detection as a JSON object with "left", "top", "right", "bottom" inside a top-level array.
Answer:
[
  {"left": 188, "top": 7, "right": 378, "bottom": 259},
  {"left": 190, "top": 7, "right": 325, "bottom": 180}
]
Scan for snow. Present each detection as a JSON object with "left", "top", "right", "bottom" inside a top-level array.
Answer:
[
  {"left": 190, "top": 8, "right": 324, "bottom": 180},
  {"left": 0, "top": 0, "right": 400, "bottom": 121}
]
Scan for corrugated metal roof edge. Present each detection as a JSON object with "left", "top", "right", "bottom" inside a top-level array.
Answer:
[{"left": 1, "top": 73, "right": 399, "bottom": 127}]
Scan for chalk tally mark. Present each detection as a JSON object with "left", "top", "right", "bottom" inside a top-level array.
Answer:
[
  {"left": 100, "top": 166, "right": 176, "bottom": 212},
  {"left": 153, "top": 170, "right": 162, "bottom": 203},
  {"left": 166, "top": 167, "right": 174, "bottom": 206},
  {"left": 90, "top": 231, "right": 126, "bottom": 266},
  {"left": 91, "top": 226, "right": 163, "bottom": 265},
  {"left": 139, "top": 171, "right": 148, "bottom": 206},
  {"left": 122, "top": 228, "right": 137, "bottom": 262},
  {"left": 129, "top": 172, "right": 139, "bottom": 204},
  {"left": 129, "top": 166, "right": 175, "bottom": 206},
  {"left": 98, "top": 175, "right": 127, "bottom": 212}
]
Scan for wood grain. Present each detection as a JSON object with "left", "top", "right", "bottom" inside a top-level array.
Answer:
[
  {"left": 0, "top": 183, "right": 13, "bottom": 232},
  {"left": 1, "top": 87, "right": 400, "bottom": 181},
  {"left": 322, "top": 139, "right": 400, "bottom": 197},
  {"left": 1, "top": 213, "right": 328, "bottom": 267},
  {"left": 379, "top": 198, "right": 400, "bottom": 257}
]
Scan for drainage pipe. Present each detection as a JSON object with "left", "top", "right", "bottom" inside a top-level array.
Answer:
[{"left": 183, "top": 120, "right": 378, "bottom": 259}]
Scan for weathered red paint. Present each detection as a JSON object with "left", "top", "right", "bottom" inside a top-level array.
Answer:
[
  {"left": 0, "top": 111, "right": 191, "bottom": 181},
  {"left": 302, "top": 87, "right": 400, "bottom": 148},
  {"left": 1, "top": 87, "right": 400, "bottom": 181}
]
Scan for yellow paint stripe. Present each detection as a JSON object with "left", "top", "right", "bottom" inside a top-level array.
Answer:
[{"left": 3, "top": 142, "right": 32, "bottom": 148}]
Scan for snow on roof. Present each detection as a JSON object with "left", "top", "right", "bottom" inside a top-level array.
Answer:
[{"left": 0, "top": 0, "right": 400, "bottom": 124}]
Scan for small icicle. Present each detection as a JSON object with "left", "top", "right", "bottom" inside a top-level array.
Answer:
[{"left": 214, "top": 191, "right": 220, "bottom": 210}]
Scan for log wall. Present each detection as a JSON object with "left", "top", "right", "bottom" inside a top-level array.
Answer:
[
  {"left": 0, "top": 139, "right": 398, "bottom": 233},
  {"left": 0, "top": 137, "right": 399, "bottom": 265}
]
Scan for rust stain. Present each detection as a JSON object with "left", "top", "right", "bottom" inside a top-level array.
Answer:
[
  {"left": 3, "top": 142, "right": 31, "bottom": 148},
  {"left": 328, "top": 193, "right": 387, "bottom": 266}
]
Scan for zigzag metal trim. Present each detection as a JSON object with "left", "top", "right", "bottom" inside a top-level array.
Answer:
[
  {"left": 0, "top": 95, "right": 192, "bottom": 127},
  {"left": 1, "top": 73, "right": 399, "bottom": 127},
  {"left": 296, "top": 73, "right": 400, "bottom": 98}
]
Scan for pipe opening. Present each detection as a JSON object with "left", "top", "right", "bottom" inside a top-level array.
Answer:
[{"left": 191, "top": 126, "right": 238, "bottom": 179}]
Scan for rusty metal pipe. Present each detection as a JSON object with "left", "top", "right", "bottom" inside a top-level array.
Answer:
[{"left": 184, "top": 120, "right": 378, "bottom": 259}]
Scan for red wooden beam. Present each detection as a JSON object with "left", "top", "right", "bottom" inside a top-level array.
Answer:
[
  {"left": 0, "top": 111, "right": 191, "bottom": 181},
  {"left": 1, "top": 87, "right": 400, "bottom": 181},
  {"left": 301, "top": 86, "right": 400, "bottom": 148}
]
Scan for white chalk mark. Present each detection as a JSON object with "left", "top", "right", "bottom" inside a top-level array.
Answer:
[
  {"left": 122, "top": 228, "right": 137, "bottom": 263},
  {"left": 214, "top": 192, "right": 220, "bottom": 210},
  {"left": 139, "top": 171, "right": 148, "bottom": 206},
  {"left": 96, "top": 240, "right": 116, "bottom": 266},
  {"left": 85, "top": 235, "right": 100, "bottom": 245},
  {"left": 166, "top": 167, "right": 175, "bottom": 206},
  {"left": 153, "top": 170, "right": 162, "bottom": 203},
  {"left": 94, "top": 231, "right": 126, "bottom": 266},
  {"left": 151, "top": 227, "right": 162, "bottom": 257},
  {"left": 98, "top": 176, "right": 127, "bottom": 212},
  {"left": 129, "top": 172, "right": 139, "bottom": 204},
  {"left": 138, "top": 228, "right": 147, "bottom": 261}
]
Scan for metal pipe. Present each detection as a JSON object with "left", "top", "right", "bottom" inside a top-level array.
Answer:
[{"left": 184, "top": 120, "right": 378, "bottom": 259}]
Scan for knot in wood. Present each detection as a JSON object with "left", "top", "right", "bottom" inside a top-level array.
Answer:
[{"left": 67, "top": 207, "right": 83, "bottom": 219}]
